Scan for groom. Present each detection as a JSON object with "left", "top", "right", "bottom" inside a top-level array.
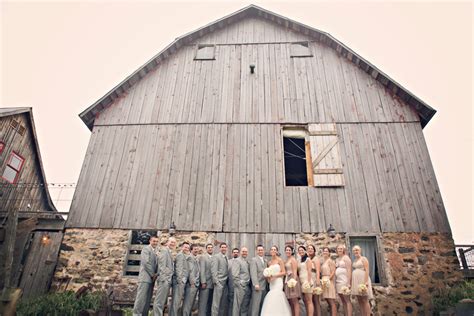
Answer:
[{"left": 249, "top": 244, "right": 268, "bottom": 316}]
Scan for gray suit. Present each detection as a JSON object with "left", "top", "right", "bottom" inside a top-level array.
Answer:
[
  {"left": 249, "top": 256, "right": 268, "bottom": 316},
  {"left": 198, "top": 254, "right": 214, "bottom": 316},
  {"left": 210, "top": 253, "right": 228, "bottom": 316},
  {"left": 170, "top": 252, "right": 190, "bottom": 316},
  {"left": 133, "top": 245, "right": 158, "bottom": 316},
  {"left": 153, "top": 247, "right": 174, "bottom": 316},
  {"left": 231, "top": 257, "right": 251, "bottom": 316},
  {"left": 227, "top": 258, "right": 238, "bottom": 314},
  {"left": 183, "top": 254, "right": 200, "bottom": 316}
]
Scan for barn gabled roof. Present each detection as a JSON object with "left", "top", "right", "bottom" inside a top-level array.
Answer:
[
  {"left": 0, "top": 107, "right": 58, "bottom": 212},
  {"left": 79, "top": 4, "right": 436, "bottom": 130}
]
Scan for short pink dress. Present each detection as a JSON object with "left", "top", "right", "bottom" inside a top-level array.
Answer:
[
  {"left": 351, "top": 259, "right": 374, "bottom": 299},
  {"left": 335, "top": 256, "right": 351, "bottom": 294},
  {"left": 321, "top": 259, "right": 336, "bottom": 299},
  {"left": 283, "top": 260, "right": 301, "bottom": 299}
]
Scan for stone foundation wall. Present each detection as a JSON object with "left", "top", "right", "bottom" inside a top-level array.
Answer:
[
  {"left": 52, "top": 229, "right": 462, "bottom": 314},
  {"left": 51, "top": 229, "right": 215, "bottom": 302}
]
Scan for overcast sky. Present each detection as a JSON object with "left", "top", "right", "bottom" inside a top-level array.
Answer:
[{"left": 1, "top": 1, "right": 472, "bottom": 243}]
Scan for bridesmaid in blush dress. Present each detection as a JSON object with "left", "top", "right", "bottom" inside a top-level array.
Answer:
[
  {"left": 336, "top": 244, "right": 352, "bottom": 316},
  {"left": 297, "top": 246, "right": 314, "bottom": 316},
  {"left": 307, "top": 245, "right": 321, "bottom": 316},
  {"left": 321, "top": 247, "right": 337, "bottom": 316},
  {"left": 351, "top": 245, "right": 374, "bottom": 316},
  {"left": 284, "top": 245, "right": 301, "bottom": 316}
]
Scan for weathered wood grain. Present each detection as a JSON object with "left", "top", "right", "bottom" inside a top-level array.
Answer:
[{"left": 68, "top": 16, "right": 449, "bottom": 235}]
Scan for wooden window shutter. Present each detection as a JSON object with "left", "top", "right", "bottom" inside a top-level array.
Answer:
[{"left": 308, "top": 123, "right": 344, "bottom": 187}]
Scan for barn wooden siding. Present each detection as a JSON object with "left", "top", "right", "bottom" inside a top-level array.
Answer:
[
  {"left": 94, "top": 19, "right": 417, "bottom": 126},
  {"left": 68, "top": 16, "right": 448, "bottom": 234},
  {"left": 0, "top": 113, "right": 49, "bottom": 213},
  {"left": 67, "top": 122, "right": 448, "bottom": 233}
]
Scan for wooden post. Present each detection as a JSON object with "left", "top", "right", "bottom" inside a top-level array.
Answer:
[
  {"left": 2, "top": 205, "right": 19, "bottom": 295},
  {"left": 305, "top": 141, "right": 314, "bottom": 186}
]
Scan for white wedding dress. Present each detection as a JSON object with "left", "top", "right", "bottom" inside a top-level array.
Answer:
[{"left": 260, "top": 263, "right": 292, "bottom": 316}]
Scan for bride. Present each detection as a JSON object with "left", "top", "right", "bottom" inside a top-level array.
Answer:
[{"left": 261, "top": 245, "right": 292, "bottom": 316}]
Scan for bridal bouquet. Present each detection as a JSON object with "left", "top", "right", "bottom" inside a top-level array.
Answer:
[
  {"left": 313, "top": 286, "right": 323, "bottom": 295},
  {"left": 358, "top": 284, "right": 368, "bottom": 294},
  {"left": 340, "top": 286, "right": 351, "bottom": 295},
  {"left": 287, "top": 278, "right": 298, "bottom": 288},
  {"left": 263, "top": 265, "right": 279, "bottom": 277},
  {"left": 302, "top": 281, "right": 311, "bottom": 291},
  {"left": 321, "top": 276, "right": 330, "bottom": 289}
]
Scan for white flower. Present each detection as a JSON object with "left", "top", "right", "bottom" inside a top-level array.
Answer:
[
  {"left": 287, "top": 278, "right": 297, "bottom": 288},
  {"left": 321, "top": 276, "right": 330, "bottom": 289},
  {"left": 358, "top": 283, "right": 368, "bottom": 294},
  {"left": 313, "top": 286, "right": 323, "bottom": 295},
  {"left": 341, "top": 286, "right": 351, "bottom": 295},
  {"left": 302, "top": 281, "right": 311, "bottom": 291},
  {"left": 263, "top": 267, "right": 274, "bottom": 277}
]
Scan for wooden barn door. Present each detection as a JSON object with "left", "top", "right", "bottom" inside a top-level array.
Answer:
[{"left": 19, "top": 231, "right": 63, "bottom": 299}]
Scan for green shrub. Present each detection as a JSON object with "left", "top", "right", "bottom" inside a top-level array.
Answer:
[
  {"left": 432, "top": 280, "right": 474, "bottom": 314},
  {"left": 16, "top": 291, "right": 104, "bottom": 316}
]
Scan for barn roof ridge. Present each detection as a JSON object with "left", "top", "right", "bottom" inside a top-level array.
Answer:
[
  {"left": 79, "top": 4, "right": 436, "bottom": 130},
  {"left": 0, "top": 107, "right": 58, "bottom": 212}
]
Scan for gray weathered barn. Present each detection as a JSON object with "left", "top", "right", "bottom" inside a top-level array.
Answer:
[
  {"left": 53, "top": 5, "right": 461, "bottom": 314},
  {"left": 0, "top": 107, "right": 64, "bottom": 299}
]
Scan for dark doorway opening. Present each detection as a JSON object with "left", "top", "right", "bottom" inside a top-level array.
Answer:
[{"left": 283, "top": 137, "right": 308, "bottom": 186}]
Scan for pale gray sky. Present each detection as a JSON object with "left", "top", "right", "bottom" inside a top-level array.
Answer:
[{"left": 1, "top": 1, "right": 472, "bottom": 243}]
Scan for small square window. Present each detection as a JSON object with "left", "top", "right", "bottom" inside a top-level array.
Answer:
[
  {"left": 195, "top": 44, "right": 216, "bottom": 60},
  {"left": 290, "top": 41, "right": 312, "bottom": 58},
  {"left": 2, "top": 152, "right": 25, "bottom": 184}
]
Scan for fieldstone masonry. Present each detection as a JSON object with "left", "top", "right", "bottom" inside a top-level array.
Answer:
[{"left": 52, "top": 229, "right": 462, "bottom": 315}]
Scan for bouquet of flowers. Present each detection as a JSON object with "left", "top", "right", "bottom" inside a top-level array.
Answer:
[
  {"left": 302, "top": 281, "right": 312, "bottom": 291},
  {"left": 358, "top": 283, "right": 368, "bottom": 294},
  {"left": 313, "top": 286, "right": 323, "bottom": 295},
  {"left": 340, "top": 286, "right": 351, "bottom": 295},
  {"left": 263, "top": 265, "right": 279, "bottom": 277},
  {"left": 287, "top": 278, "right": 298, "bottom": 288},
  {"left": 321, "top": 276, "right": 330, "bottom": 289}
]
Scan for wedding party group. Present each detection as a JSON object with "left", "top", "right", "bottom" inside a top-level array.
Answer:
[{"left": 132, "top": 236, "right": 374, "bottom": 316}]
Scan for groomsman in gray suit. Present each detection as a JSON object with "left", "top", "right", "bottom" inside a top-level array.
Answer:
[
  {"left": 198, "top": 243, "right": 214, "bottom": 316},
  {"left": 249, "top": 245, "right": 268, "bottom": 316},
  {"left": 211, "top": 242, "right": 228, "bottom": 316},
  {"left": 182, "top": 244, "right": 200, "bottom": 316},
  {"left": 153, "top": 237, "right": 177, "bottom": 316},
  {"left": 132, "top": 235, "right": 159, "bottom": 316},
  {"left": 231, "top": 246, "right": 251, "bottom": 316},
  {"left": 169, "top": 242, "right": 191, "bottom": 316},
  {"left": 227, "top": 248, "right": 240, "bottom": 314}
]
